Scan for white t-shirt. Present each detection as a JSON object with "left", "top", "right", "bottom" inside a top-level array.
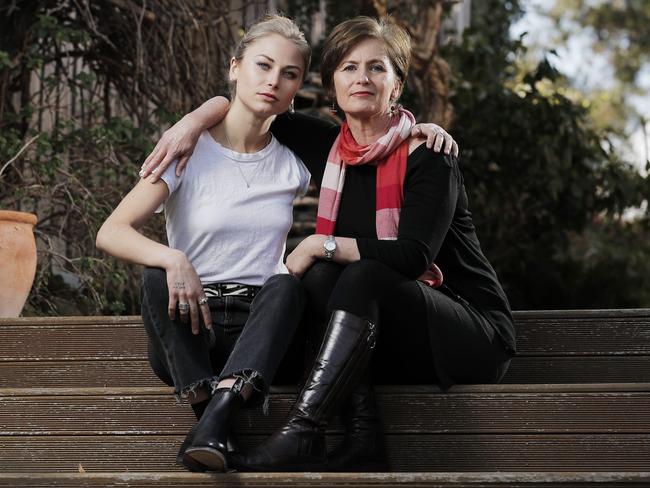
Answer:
[{"left": 160, "top": 130, "right": 311, "bottom": 286}]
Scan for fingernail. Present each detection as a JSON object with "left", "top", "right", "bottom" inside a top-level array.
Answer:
[
  {"left": 151, "top": 167, "right": 158, "bottom": 174},
  {"left": 138, "top": 169, "right": 145, "bottom": 177}
]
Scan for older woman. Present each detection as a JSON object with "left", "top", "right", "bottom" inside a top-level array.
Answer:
[{"left": 140, "top": 17, "right": 512, "bottom": 473}]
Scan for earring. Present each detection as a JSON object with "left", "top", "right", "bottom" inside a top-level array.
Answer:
[
  {"left": 289, "top": 100, "right": 295, "bottom": 114},
  {"left": 388, "top": 102, "right": 401, "bottom": 117},
  {"left": 330, "top": 102, "right": 337, "bottom": 116}
]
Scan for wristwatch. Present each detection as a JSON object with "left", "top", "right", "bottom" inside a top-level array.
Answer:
[{"left": 323, "top": 235, "right": 337, "bottom": 260}]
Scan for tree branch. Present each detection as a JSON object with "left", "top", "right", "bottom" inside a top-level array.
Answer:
[{"left": 0, "top": 134, "right": 39, "bottom": 179}]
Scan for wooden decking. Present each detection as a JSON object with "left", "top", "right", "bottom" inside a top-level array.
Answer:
[{"left": 1, "top": 310, "right": 649, "bottom": 486}]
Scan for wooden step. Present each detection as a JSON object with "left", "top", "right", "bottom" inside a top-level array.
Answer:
[
  {"left": 2, "top": 356, "right": 650, "bottom": 388},
  {"left": 1, "top": 310, "right": 650, "bottom": 387},
  {"left": 4, "top": 310, "right": 650, "bottom": 358},
  {"left": 1, "top": 385, "right": 649, "bottom": 436},
  {"left": 1, "top": 472, "right": 649, "bottom": 487},
  {"left": 1, "top": 384, "right": 649, "bottom": 472},
  {"left": 2, "top": 434, "right": 650, "bottom": 473},
  {"left": 2, "top": 310, "right": 649, "bottom": 484}
]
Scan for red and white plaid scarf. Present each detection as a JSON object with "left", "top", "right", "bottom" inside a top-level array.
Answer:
[{"left": 315, "top": 108, "right": 443, "bottom": 287}]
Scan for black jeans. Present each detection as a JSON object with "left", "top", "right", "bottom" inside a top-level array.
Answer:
[
  {"left": 140, "top": 268, "right": 307, "bottom": 403},
  {"left": 301, "top": 259, "right": 511, "bottom": 386}
]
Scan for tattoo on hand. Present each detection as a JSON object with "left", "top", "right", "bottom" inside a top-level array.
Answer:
[{"left": 174, "top": 282, "right": 185, "bottom": 290}]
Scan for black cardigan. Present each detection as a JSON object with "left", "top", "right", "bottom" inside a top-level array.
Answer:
[{"left": 271, "top": 112, "right": 516, "bottom": 354}]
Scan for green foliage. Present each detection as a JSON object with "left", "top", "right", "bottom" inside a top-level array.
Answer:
[
  {"left": 561, "top": 217, "right": 650, "bottom": 308},
  {"left": 3, "top": 0, "right": 648, "bottom": 315},
  {"left": 1, "top": 0, "right": 238, "bottom": 316},
  {"left": 551, "top": 0, "right": 650, "bottom": 86},
  {"left": 545, "top": 0, "right": 650, "bottom": 153},
  {"left": 443, "top": 0, "right": 649, "bottom": 308},
  {"left": 0, "top": 2, "right": 183, "bottom": 316}
]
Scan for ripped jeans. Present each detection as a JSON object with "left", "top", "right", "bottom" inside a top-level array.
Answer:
[{"left": 140, "top": 268, "right": 307, "bottom": 404}]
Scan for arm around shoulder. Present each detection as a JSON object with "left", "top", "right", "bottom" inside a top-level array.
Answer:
[{"left": 141, "top": 96, "right": 230, "bottom": 180}]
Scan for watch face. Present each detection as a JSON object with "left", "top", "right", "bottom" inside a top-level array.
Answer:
[{"left": 324, "top": 241, "right": 336, "bottom": 252}]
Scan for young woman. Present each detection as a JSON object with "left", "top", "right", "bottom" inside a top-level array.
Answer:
[{"left": 96, "top": 15, "right": 315, "bottom": 473}]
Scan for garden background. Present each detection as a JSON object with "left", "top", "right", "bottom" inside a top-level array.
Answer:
[{"left": 1, "top": 0, "right": 648, "bottom": 316}]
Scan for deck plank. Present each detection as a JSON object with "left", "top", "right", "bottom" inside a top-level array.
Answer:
[
  {"left": 2, "top": 356, "right": 650, "bottom": 387},
  {"left": 2, "top": 310, "right": 650, "bottom": 484},
  {"left": 1, "top": 434, "right": 650, "bottom": 473},
  {"left": 1, "top": 387, "right": 649, "bottom": 435},
  {"left": 2, "top": 472, "right": 650, "bottom": 487},
  {"left": 2, "top": 310, "right": 650, "bottom": 361}
]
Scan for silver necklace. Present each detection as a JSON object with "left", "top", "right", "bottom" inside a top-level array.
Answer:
[{"left": 223, "top": 129, "right": 260, "bottom": 189}]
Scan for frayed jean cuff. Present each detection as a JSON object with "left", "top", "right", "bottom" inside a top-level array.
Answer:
[
  {"left": 174, "top": 376, "right": 220, "bottom": 403},
  {"left": 217, "top": 369, "right": 270, "bottom": 415}
]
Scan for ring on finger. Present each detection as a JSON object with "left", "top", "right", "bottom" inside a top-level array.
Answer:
[
  {"left": 198, "top": 297, "right": 208, "bottom": 305},
  {"left": 179, "top": 302, "right": 190, "bottom": 312}
]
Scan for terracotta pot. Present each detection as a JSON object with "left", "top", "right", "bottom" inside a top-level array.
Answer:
[{"left": 0, "top": 210, "right": 38, "bottom": 317}]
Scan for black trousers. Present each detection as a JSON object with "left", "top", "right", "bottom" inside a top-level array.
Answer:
[
  {"left": 301, "top": 259, "right": 511, "bottom": 386},
  {"left": 140, "top": 268, "right": 307, "bottom": 402}
]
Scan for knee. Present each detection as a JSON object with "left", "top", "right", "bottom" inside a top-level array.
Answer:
[
  {"left": 303, "top": 260, "right": 340, "bottom": 281},
  {"left": 337, "top": 259, "right": 387, "bottom": 290},
  {"left": 262, "top": 273, "right": 305, "bottom": 302}
]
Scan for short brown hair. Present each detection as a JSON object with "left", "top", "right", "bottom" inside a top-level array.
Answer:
[{"left": 320, "top": 16, "right": 411, "bottom": 100}]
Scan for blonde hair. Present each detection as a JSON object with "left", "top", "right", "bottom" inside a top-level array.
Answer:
[
  {"left": 321, "top": 16, "right": 411, "bottom": 100},
  {"left": 233, "top": 14, "right": 311, "bottom": 81}
]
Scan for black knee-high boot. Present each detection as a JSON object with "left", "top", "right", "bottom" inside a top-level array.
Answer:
[
  {"left": 229, "top": 310, "right": 376, "bottom": 472},
  {"left": 326, "top": 380, "right": 388, "bottom": 472}
]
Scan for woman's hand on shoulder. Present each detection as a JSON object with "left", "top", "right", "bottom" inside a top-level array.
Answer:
[
  {"left": 139, "top": 113, "right": 204, "bottom": 182},
  {"left": 410, "top": 123, "right": 459, "bottom": 157},
  {"left": 164, "top": 250, "right": 212, "bottom": 335},
  {"left": 140, "top": 96, "right": 230, "bottom": 181}
]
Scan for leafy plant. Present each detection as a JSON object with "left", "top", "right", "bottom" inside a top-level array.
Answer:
[
  {"left": 443, "top": 0, "right": 649, "bottom": 308},
  {"left": 0, "top": 1, "right": 237, "bottom": 315}
]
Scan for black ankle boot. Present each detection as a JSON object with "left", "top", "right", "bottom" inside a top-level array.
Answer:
[
  {"left": 181, "top": 379, "right": 245, "bottom": 472},
  {"left": 175, "top": 398, "right": 211, "bottom": 472},
  {"left": 229, "top": 310, "right": 376, "bottom": 472},
  {"left": 177, "top": 433, "right": 241, "bottom": 472},
  {"left": 327, "top": 381, "right": 388, "bottom": 472}
]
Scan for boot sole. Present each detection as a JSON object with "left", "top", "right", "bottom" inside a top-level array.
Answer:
[
  {"left": 184, "top": 447, "right": 227, "bottom": 472},
  {"left": 176, "top": 451, "right": 208, "bottom": 473}
]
